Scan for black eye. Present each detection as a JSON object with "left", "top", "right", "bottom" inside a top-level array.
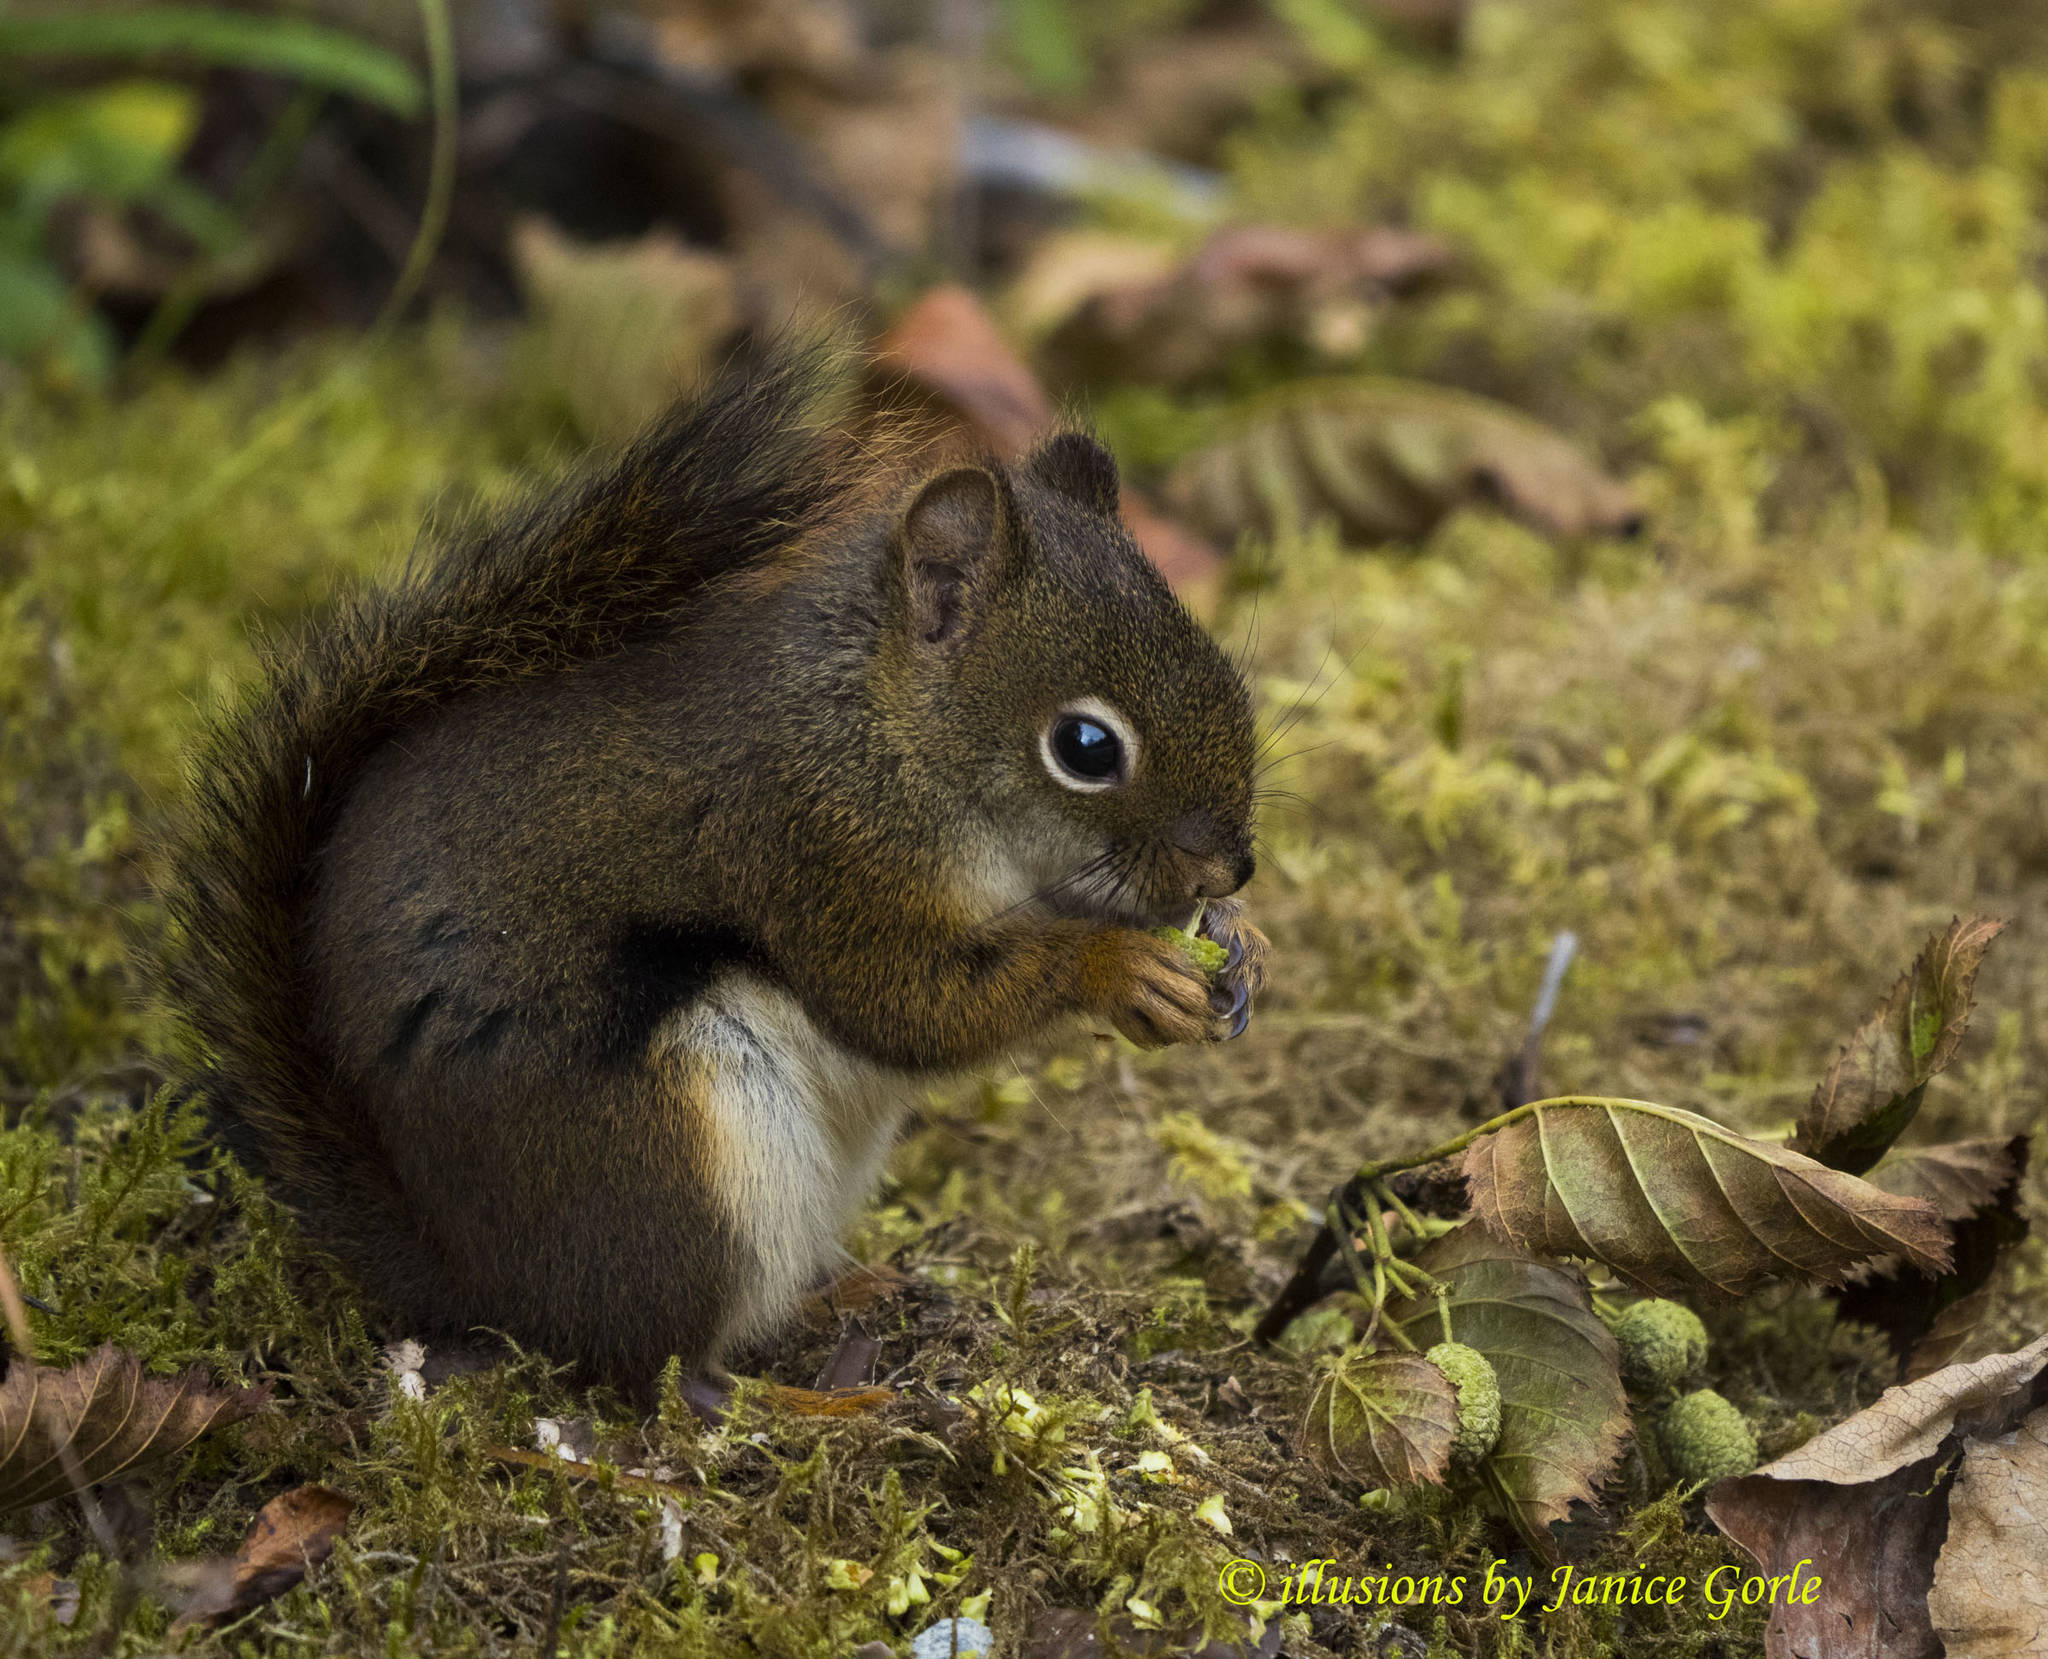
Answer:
[{"left": 1050, "top": 714, "right": 1124, "bottom": 784}]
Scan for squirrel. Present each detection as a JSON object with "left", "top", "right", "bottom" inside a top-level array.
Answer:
[{"left": 158, "top": 350, "right": 1268, "bottom": 1388}]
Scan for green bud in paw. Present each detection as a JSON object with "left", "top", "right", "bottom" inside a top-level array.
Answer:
[
  {"left": 1151, "top": 925, "right": 1228, "bottom": 978},
  {"left": 1425, "top": 1341, "right": 1502, "bottom": 1469}
]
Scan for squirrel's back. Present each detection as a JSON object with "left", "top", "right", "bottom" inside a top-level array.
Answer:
[{"left": 157, "top": 352, "right": 864, "bottom": 1311}]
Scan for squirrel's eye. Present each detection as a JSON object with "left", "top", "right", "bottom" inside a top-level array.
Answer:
[{"left": 1043, "top": 707, "right": 1132, "bottom": 791}]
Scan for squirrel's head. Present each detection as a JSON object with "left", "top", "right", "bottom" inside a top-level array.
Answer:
[{"left": 882, "top": 434, "right": 1257, "bottom": 927}]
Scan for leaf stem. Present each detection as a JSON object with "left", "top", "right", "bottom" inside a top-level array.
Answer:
[{"left": 1253, "top": 1095, "right": 1667, "bottom": 1347}]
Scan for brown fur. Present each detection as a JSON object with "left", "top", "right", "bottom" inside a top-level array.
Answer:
[{"left": 156, "top": 353, "right": 1264, "bottom": 1385}]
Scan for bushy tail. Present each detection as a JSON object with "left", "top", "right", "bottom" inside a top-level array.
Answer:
[{"left": 156, "top": 349, "right": 858, "bottom": 1260}]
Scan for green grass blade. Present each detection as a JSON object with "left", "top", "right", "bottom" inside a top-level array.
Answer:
[{"left": 0, "top": 9, "right": 423, "bottom": 117}]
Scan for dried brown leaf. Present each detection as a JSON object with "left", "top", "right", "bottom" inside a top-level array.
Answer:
[
  {"left": 1706, "top": 1333, "right": 2048, "bottom": 1659},
  {"left": 1866, "top": 1137, "right": 2020, "bottom": 1221},
  {"left": 0, "top": 1345, "right": 268, "bottom": 1512},
  {"left": 1834, "top": 1135, "right": 2030, "bottom": 1378},
  {"left": 170, "top": 1484, "right": 353, "bottom": 1630},
  {"left": 1463, "top": 1097, "right": 1952, "bottom": 1298},
  {"left": 1165, "top": 376, "right": 1640, "bottom": 547},
  {"left": 1756, "top": 1331, "right": 2048, "bottom": 1486},
  {"left": 1928, "top": 1404, "right": 2048, "bottom": 1657},
  {"left": 1706, "top": 1453, "right": 1950, "bottom": 1659},
  {"left": 872, "top": 284, "right": 1227, "bottom": 610},
  {"left": 1794, "top": 916, "right": 2004, "bottom": 1175},
  {"left": 1298, "top": 1348, "right": 1458, "bottom": 1489},
  {"left": 1387, "top": 1224, "right": 1628, "bottom": 1539},
  {"left": 1032, "top": 224, "right": 1452, "bottom": 388}
]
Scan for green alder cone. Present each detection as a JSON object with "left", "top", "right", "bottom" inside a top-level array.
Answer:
[
  {"left": 1611, "top": 1299, "right": 1710, "bottom": 1390},
  {"left": 1659, "top": 1389, "right": 1758, "bottom": 1485},
  {"left": 1425, "top": 1341, "right": 1502, "bottom": 1469}
]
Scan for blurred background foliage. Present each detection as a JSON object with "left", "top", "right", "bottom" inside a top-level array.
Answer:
[{"left": 3, "top": 0, "right": 2048, "bottom": 1652}]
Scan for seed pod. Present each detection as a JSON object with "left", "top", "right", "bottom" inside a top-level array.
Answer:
[
  {"left": 1425, "top": 1341, "right": 1502, "bottom": 1469},
  {"left": 1659, "top": 1389, "right": 1758, "bottom": 1486},
  {"left": 1611, "top": 1299, "right": 1710, "bottom": 1390}
]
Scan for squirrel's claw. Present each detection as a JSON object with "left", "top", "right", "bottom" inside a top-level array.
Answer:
[{"left": 1196, "top": 898, "right": 1267, "bottom": 1040}]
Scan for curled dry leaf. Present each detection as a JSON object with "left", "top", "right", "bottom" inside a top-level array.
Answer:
[
  {"left": 1030, "top": 223, "right": 1453, "bottom": 388},
  {"left": 1164, "top": 377, "right": 1641, "bottom": 547},
  {"left": 1298, "top": 1348, "right": 1458, "bottom": 1490},
  {"left": 1928, "top": 1405, "right": 2048, "bottom": 1658},
  {"left": 1866, "top": 1136, "right": 2021, "bottom": 1221},
  {"left": 1463, "top": 1097, "right": 1952, "bottom": 1299},
  {"left": 1386, "top": 1224, "right": 1628, "bottom": 1540},
  {"left": 1749, "top": 1331, "right": 2048, "bottom": 1487},
  {"left": 1793, "top": 916, "right": 2003, "bottom": 1175},
  {"left": 1836, "top": 1136, "right": 2030, "bottom": 1379},
  {"left": 1705, "top": 1333, "right": 2048, "bottom": 1659},
  {"left": 169, "top": 1484, "right": 353, "bottom": 1630},
  {"left": 0, "top": 1344, "right": 268, "bottom": 1512},
  {"left": 872, "top": 284, "right": 1228, "bottom": 613}
]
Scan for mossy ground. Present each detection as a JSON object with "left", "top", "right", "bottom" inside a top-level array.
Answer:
[{"left": 4, "top": 1, "right": 2048, "bottom": 1653}]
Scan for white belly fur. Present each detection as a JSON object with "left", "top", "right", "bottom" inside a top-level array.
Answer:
[{"left": 653, "top": 972, "right": 910, "bottom": 1359}]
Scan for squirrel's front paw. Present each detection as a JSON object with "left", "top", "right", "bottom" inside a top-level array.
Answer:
[
  {"left": 1080, "top": 929, "right": 1225, "bottom": 1049},
  {"left": 1198, "top": 898, "right": 1270, "bottom": 1041}
]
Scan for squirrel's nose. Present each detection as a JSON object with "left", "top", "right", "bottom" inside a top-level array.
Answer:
[{"left": 1177, "top": 811, "right": 1254, "bottom": 897}]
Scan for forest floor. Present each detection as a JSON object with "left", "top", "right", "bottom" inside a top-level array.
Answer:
[{"left": 6, "top": 2, "right": 2048, "bottom": 1655}]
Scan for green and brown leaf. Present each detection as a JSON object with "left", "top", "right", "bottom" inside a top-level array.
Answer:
[
  {"left": 1298, "top": 1347, "right": 1459, "bottom": 1489},
  {"left": 1163, "top": 376, "right": 1640, "bottom": 546},
  {"left": 0, "top": 1344, "right": 268, "bottom": 1512},
  {"left": 1793, "top": 916, "right": 2003, "bottom": 1175},
  {"left": 1388, "top": 1225, "right": 1629, "bottom": 1540},
  {"left": 1463, "top": 1097, "right": 1952, "bottom": 1297}
]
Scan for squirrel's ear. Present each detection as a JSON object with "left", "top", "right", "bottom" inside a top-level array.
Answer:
[
  {"left": 1025, "top": 432, "right": 1120, "bottom": 515},
  {"left": 901, "top": 466, "right": 1008, "bottom": 649}
]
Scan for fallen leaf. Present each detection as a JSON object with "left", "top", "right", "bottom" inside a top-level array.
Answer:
[
  {"left": 872, "top": 284, "right": 1227, "bottom": 609},
  {"left": 0, "top": 1345, "right": 267, "bottom": 1512},
  {"left": 1793, "top": 917, "right": 2003, "bottom": 1175},
  {"left": 1388, "top": 1224, "right": 1629, "bottom": 1540},
  {"left": 1463, "top": 1097, "right": 1952, "bottom": 1298},
  {"left": 814, "top": 1325, "right": 882, "bottom": 1391},
  {"left": 1752, "top": 1332, "right": 2048, "bottom": 1487},
  {"left": 1165, "top": 376, "right": 1641, "bottom": 546},
  {"left": 170, "top": 1485, "right": 352, "bottom": 1630},
  {"left": 799, "top": 1263, "right": 911, "bottom": 1322},
  {"left": 1032, "top": 223, "right": 1454, "bottom": 388},
  {"left": 874, "top": 283, "right": 1054, "bottom": 457},
  {"left": 1834, "top": 1135, "right": 2030, "bottom": 1378},
  {"left": 1298, "top": 1348, "right": 1458, "bottom": 1489},
  {"left": 1865, "top": 1136, "right": 2021, "bottom": 1220},
  {"left": 1706, "top": 1451, "right": 1950, "bottom": 1659},
  {"left": 1928, "top": 1404, "right": 2048, "bottom": 1657},
  {"left": 762, "top": 1384, "right": 895, "bottom": 1417},
  {"left": 1705, "top": 1334, "right": 2048, "bottom": 1659},
  {"left": 511, "top": 217, "right": 739, "bottom": 445}
]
